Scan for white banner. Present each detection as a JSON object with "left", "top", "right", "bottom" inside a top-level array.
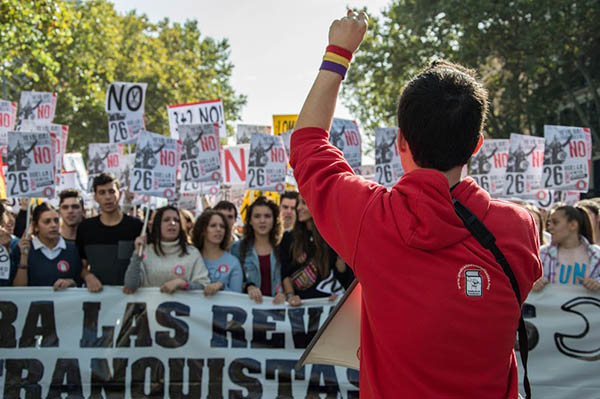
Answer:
[
  {"left": 517, "top": 286, "right": 600, "bottom": 398},
  {"left": 6, "top": 131, "right": 55, "bottom": 198},
  {"left": 329, "top": 118, "right": 362, "bottom": 175},
  {"left": 130, "top": 131, "right": 181, "bottom": 199},
  {"left": 468, "top": 139, "right": 509, "bottom": 196},
  {"left": 105, "top": 82, "right": 147, "bottom": 114},
  {"left": 541, "top": 125, "right": 591, "bottom": 192},
  {"left": 374, "top": 127, "right": 403, "bottom": 187},
  {"left": 246, "top": 133, "right": 287, "bottom": 192},
  {"left": 222, "top": 145, "right": 248, "bottom": 186},
  {"left": 236, "top": 124, "right": 271, "bottom": 145},
  {"left": 179, "top": 123, "right": 222, "bottom": 184},
  {"left": 17, "top": 91, "right": 57, "bottom": 125},
  {"left": 0, "top": 287, "right": 359, "bottom": 398},
  {"left": 167, "top": 100, "right": 225, "bottom": 140},
  {"left": 504, "top": 134, "right": 545, "bottom": 197}
]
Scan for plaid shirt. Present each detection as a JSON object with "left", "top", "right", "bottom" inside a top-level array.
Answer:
[{"left": 540, "top": 236, "right": 600, "bottom": 283}]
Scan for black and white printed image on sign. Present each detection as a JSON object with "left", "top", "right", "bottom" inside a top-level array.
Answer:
[
  {"left": 107, "top": 112, "right": 145, "bottom": 144},
  {"left": 0, "top": 245, "right": 10, "bottom": 280},
  {"left": 468, "top": 139, "right": 509, "bottom": 196},
  {"left": 167, "top": 99, "right": 225, "bottom": 140},
  {"left": 0, "top": 100, "right": 17, "bottom": 159},
  {"left": 329, "top": 118, "right": 362, "bottom": 175},
  {"left": 236, "top": 124, "right": 270, "bottom": 145},
  {"left": 541, "top": 125, "right": 591, "bottom": 192},
  {"left": 179, "top": 123, "right": 221, "bottom": 184},
  {"left": 20, "top": 122, "right": 69, "bottom": 175},
  {"left": 17, "top": 91, "right": 57, "bottom": 124},
  {"left": 503, "top": 133, "right": 545, "bottom": 198},
  {"left": 246, "top": 132, "right": 287, "bottom": 192},
  {"left": 63, "top": 153, "right": 89, "bottom": 193},
  {"left": 6, "top": 131, "right": 55, "bottom": 198},
  {"left": 87, "top": 143, "right": 122, "bottom": 191},
  {"left": 130, "top": 131, "right": 180, "bottom": 199},
  {"left": 375, "top": 127, "right": 403, "bottom": 187},
  {"left": 105, "top": 82, "right": 147, "bottom": 114}
]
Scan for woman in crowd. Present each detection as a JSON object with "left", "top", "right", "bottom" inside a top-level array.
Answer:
[
  {"left": 231, "top": 196, "right": 285, "bottom": 304},
  {"left": 11, "top": 202, "right": 82, "bottom": 289},
  {"left": 193, "top": 210, "right": 243, "bottom": 295},
  {"left": 123, "top": 205, "right": 209, "bottom": 294},
  {"left": 280, "top": 195, "right": 354, "bottom": 306},
  {"left": 535, "top": 204, "right": 600, "bottom": 291}
]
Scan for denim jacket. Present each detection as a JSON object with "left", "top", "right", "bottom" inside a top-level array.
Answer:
[
  {"left": 231, "top": 240, "right": 282, "bottom": 296},
  {"left": 540, "top": 236, "right": 600, "bottom": 283}
]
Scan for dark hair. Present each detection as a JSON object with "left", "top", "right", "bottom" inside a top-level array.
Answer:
[
  {"left": 192, "top": 210, "right": 231, "bottom": 251},
  {"left": 397, "top": 59, "right": 488, "bottom": 171},
  {"left": 552, "top": 204, "right": 595, "bottom": 244},
  {"left": 31, "top": 202, "right": 58, "bottom": 234},
  {"left": 149, "top": 206, "right": 188, "bottom": 257},
  {"left": 214, "top": 200, "right": 238, "bottom": 219},
  {"left": 238, "top": 196, "right": 283, "bottom": 266},
  {"left": 280, "top": 190, "right": 299, "bottom": 202},
  {"left": 0, "top": 201, "right": 5, "bottom": 224},
  {"left": 289, "top": 195, "right": 331, "bottom": 278},
  {"left": 92, "top": 173, "right": 119, "bottom": 193},
  {"left": 59, "top": 189, "right": 84, "bottom": 208}
]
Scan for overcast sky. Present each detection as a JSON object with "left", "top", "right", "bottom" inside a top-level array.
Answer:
[{"left": 111, "top": 0, "right": 390, "bottom": 127}]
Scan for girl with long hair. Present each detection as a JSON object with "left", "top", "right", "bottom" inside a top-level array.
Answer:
[
  {"left": 280, "top": 195, "right": 354, "bottom": 306},
  {"left": 123, "top": 205, "right": 209, "bottom": 294},
  {"left": 231, "top": 196, "right": 285, "bottom": 304},
  {"left": 535, "top": 204, "right": 600, "bottom": 291},
  {"left": 12, "top": 202, "right": 82, "bottom": 289},
  {"left": 192, "top": 210, "right": 243, "bottom": 295}
]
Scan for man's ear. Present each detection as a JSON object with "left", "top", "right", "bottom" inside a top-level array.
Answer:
[{"left": 396, "top": 128, "right": 409, "bottom": 154}]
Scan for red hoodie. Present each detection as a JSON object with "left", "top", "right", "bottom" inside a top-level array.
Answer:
[{"left": 290, "top": 127, "right": 542, "bottom": 399}]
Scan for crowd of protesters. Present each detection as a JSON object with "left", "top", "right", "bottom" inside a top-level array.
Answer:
[
  {"left": 0, "top": 172, "right": 357, "bottom": 304},
  {"left": 1, "top": 171, "right": 599, "bottom": 298}
]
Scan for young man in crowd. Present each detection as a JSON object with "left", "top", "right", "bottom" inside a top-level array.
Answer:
[
  {"left": 76, "top": 173, "right": 142, "bottom": 292},
  {"left": 290, "top": 11, "right": 541, "bottom": 398},
  {"left": 279, "top": 190, "right": 298, "bottom": 231},
  {"left": 214, "top": 200, "right": 239, "bottom": 244},
  {"left": 58, "top": 189, "right": 85, "bottom": 243}
]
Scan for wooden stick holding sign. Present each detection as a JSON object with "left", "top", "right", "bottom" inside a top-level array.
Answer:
[{"left": 138, "top": 206, "right": 150, "bottom": 257}]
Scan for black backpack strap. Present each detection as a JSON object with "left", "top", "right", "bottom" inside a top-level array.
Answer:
[{"left": 453, "top": 198, "right": 531, "bottom": 399}]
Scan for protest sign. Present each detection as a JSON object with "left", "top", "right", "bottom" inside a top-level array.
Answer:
[
  {"left": 329, "top": 118, "right": 362, "bottom": 175},
  {"left": 19, "top": 122, "right": 69, "bottom": 175},
  {"left": 246, "top": 133, "right": 287, "bottom": 192},
  {"left": 87, "top": 143, "right": 122, "bottom": 190},
  {"left": 237, "top": 124, "right": 271, "bottom": 145},
  {"left": 63, "top": 153, "right": 89, "bottom": 193},
  {"left": 6, "top": 131, "right": 55, "bottom": 198},
  {"left": 222, "top": 145, "right": 248, "bottom": 186},
  {"left": 541, "top": 125, "right": 591, "bottom": 192},
  {"left": 468, "top": 139, "right": 509, "bottom": 196},
  {"left": 0, "top": 100, "right": 17, "bottom": 159},
  {"left": 0, "top": 288, "right": 358, "bottom": 398},
  {"left": 167, "top": 99, "right": 225, "bottom": 140},
  {"left": 105, "top": 82, "right": 147, "bottom": 114},
  {"left": 503, "top": 134, "right": 545, "bottom": 197},
  {"left": 130, "top": 131, "right": 180, "bottom": 199},
  {"left": 273, "top": 114, "right": 298, "bottom": 135},
  {"left": 107, "top": 112, "right": 145, "bottom": 144},
  {"left": 179, "top": 123, "right": 222, "bottom": 184},
  {"left": 374, "top": 127, "right": 403, "bottom": 187},
  {"left": 17, "top": 91, "right": 57, "bottom": 124}
]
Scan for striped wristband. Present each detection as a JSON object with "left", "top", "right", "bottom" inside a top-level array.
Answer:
[{"left": 320, "top": 45, "right": 353, "bottom": 79}]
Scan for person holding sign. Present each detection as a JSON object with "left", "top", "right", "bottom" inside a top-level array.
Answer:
[
  {"left": 11, "top": 203, "right": 82, "bottom": 289},
  {"left": 192, "top": 210, "right": 243, "bottom": 295},
  {"left": 231, "top": 196, "right": 285, "bottom": 304},
  {"left": 0, "top": 202, "right": 20, "bottom": 287},
  {"left": 76, "top": 174, "right": 143, "bottom": 292},
  {"left": 123, "top": 206, "right": 209, "bottom": 294},
  {"left": 289, "top": 11, "right": 541, "bottom": 398},
  {"left": 535, "top": 205, "right": 600, "bottom": 291}
]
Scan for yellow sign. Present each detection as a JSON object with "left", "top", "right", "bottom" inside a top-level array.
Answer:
[
  {"left": 272, "top": 114, "right": 298, "bottom": 135},
  {"left": 239, "top": 190, "right": 281, "bottom": 223}
]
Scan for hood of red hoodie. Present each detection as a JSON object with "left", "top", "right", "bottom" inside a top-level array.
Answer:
[{"left": 388, "top": 169, "right": 491, "bottom": 251}]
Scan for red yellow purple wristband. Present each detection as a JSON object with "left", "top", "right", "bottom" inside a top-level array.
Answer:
[{"left": 320, "top": 45, "right": 353, "bottom": 80}]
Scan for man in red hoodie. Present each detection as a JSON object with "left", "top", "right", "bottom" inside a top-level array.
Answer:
[{"left": 289, "top": 11, "right": 542, "bottom": 399}]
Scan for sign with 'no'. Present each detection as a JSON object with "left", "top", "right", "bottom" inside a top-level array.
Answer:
[{"left": 105, "top": 82, "right": 147, "bottom": 114}]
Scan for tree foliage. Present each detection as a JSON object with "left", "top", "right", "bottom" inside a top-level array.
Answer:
[
  {"left": 343, "top": 0, "right": 600, "bottom": 149},
  {"left": 0, "top": 0, "right": 246, "bottom": 153}
]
